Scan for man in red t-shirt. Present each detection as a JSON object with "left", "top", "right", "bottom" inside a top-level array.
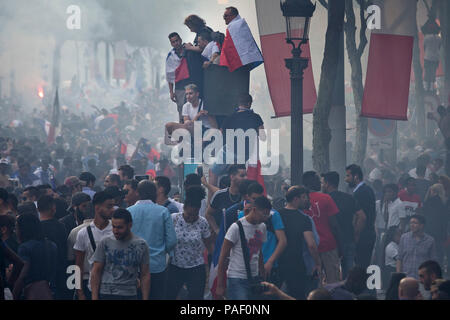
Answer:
[
  {"left": 398, "top": 177, "right": 422, "bottom": 232},
  {"left": 302, "top": 171, "right": 343, "bottom": 285}
]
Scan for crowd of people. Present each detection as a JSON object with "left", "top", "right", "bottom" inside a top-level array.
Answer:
[{"left": 0, "top": 6, "right": 449, "bottom": 302}]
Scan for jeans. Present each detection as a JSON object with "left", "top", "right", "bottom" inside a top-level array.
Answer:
[
  {"left": 341, "top": 242, "right": 356, "bottom": 280},
  {"left": 149, "top": 269, "right": 168, "bottom": 300},
  {"left": 166, "top": 264, "right": 206, "bottom": 300},
  {"left": 227, "top": 278, "right": 252, "bottom": 300}
]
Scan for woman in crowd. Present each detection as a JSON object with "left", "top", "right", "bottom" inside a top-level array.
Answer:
[
  {"left": 166, "top": 185, "right": 214, "bottom": 300},
  {"left": 12, "top": 213, "right": 57, "bottom": 300}
]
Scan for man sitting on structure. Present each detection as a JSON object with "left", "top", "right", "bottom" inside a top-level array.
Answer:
[{"left": 165, "top": 84, "right": 217, "bottom": 145}]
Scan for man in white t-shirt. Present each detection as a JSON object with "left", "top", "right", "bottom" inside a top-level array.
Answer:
[
  {"left": 216, "top": 196, "right": 271, "bottom": 300},
  {"left": 73, "top": 191, "right": 115, "bottom": 300},
  {"left": 197, "top": 31, "right": 220, "bottom": 69},
  {"left": 165, "top": 84, "right": 217, "bottom": 145}
]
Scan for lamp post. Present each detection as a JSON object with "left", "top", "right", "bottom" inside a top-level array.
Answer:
[{"left": 281, "top": 0, "right": 315, "bottom": 186}]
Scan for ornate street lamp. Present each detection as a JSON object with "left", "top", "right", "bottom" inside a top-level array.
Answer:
[{"left": 280, "top": 0, "right": 315, "bottom": 186}]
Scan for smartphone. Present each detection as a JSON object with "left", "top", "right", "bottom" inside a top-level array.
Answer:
[
  {"left": 197, "top": 166, "right": 203, "bottom": 178},
  {"left": 134, "top": 175, "right": 149, "bottom": 182}
]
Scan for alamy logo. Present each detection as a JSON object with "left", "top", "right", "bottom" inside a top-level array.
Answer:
[
  {"left": 169, "top": 121, "right": 280, "bottom": 175},
  {"left": 366, "top": 265, "right": 381, "bottom": 290},
  {"left": 366, "top": 5, "right": 381, "bottom": 30},
  {"left": 66, "top": 265, "right": 81, "bottom": 290},
  {"left": 66, "top": 5, "right": 81, "bottom": 30}
]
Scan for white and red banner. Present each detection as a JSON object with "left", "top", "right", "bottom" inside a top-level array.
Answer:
[
  {"left": 255, "top": 0, "right": 317, "bottom": 117},
  {"left": 362, "top": 0, "right": 416, "bottom": 120},
  {"left": 220, "top": 15, "right": 264, "bottom": 72}
]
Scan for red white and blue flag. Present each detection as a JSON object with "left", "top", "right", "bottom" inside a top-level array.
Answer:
[
  {"left": 166, "top": 49, "right": 190, "bottom": 84},
  {"left": 220, "top": 15, "right": 264, "bottom": 72},
  {"left": 209, "top": 210, "right": 227, "bottom": 299}
]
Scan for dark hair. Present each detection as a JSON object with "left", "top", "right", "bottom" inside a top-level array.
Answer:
[
  {"left": 92, "top": 191, "right": 115, "bottom": 207},
  {"left": 253, "top": 196, "right": 272, "bottom": 211},
  {"left": 410, "top": 214, "right": 426, "bottom": 225},
  {"left": 184, "top": 185, "right": 206, "bottom": 209},
  {"left": 237, "top": 179, "right": 253, "bottom": 197},
  {"left": 168, "top": 32, "right": 180, "bottom": 39},
  {"left": 37, "top": 195, "right": 55, "bottom": 212},
  {"left": 416, "top": 165, "right": 427, "bottom": 178},
  {"left": 23, "top": 186, "right": 40, "bottom": 199},
  {"left": 119, "top": 165, "right": 134, "bottom": 180},
  {"left": 137, "top": 180, "right": 157, "bottom": 202},
  {"left": 184, "top": 14, "right": 206, "bottom": 32},
  {"left": 198, "top": 30, "right": 212, "bottom": 42},
  {"left": 379, "top": 183, "right": 399, "bottom": 214},
  {"left": 419, "top": 260, "right": 442, "bottom": 278},
  {"left": 322, "top": 172, "right": 339, "bottom": 188},
  {"left": 405, "top": 177, "right": 416, "bottom": 185},
  {"left": 0, "top": 187, "right": 8, "bottom": 203},
  {"left": 17, "top": 202, "right": 38, "bottom": 217},
  {"left": 219, "top": 175, "right": 231, "bottom": 189},
  {"left": 0, "top": 214, "right": 15, "bottom": 233},
  {"left": 184, "top": 174, "right": 201, "bottom": 187},
  {"left": 8, "top": 193, "right": 18, "bottom": 211},
  {"left": 106, "top": 174, "right": 121, "bottom": 185},
  {"left": 17, "top": 213, "right": 43, "bottom": 242},
  {"left": 155, "top": 176, "right": 171, "bottom": 196},
  {"left": 346, "top": 164, "right": 363, "bottom": 181},
  {"left": 302, "top": 171, "right": 319, "bottom": 190},
  {"left": 123, "top": 179, "right": 138, "bottom": 191},
  {"left": 286, "top": 186, "right": 309, "bottom": 203},
  {"left": 247, "top": 182, "right": 264, "bottom": 196},
  {"left": 112, "top": 208, "right": 132, "bottom": 224},
  {"left": 344, "top": 266, "right": 368, "bottom": 295},
  {"left": 238, "top": 93, "right": 253, "bottom": 107},
  {"left": 228, "top": 164, "right": 246, "bottom": 177},
  {"left": 79, "top": 172, "right": 96, "bottom": 185},
  {"left": 226, "top": 6, "right": 239, "bottom": 16},
  {"left": 385, "top": 273, "right": 406, "bottom": 300}
]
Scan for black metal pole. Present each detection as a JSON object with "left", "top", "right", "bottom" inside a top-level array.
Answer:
[{"left": 285, "top": 47, "right": 309, "bottom": 186}]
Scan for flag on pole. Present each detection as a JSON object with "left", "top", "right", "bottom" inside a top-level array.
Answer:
[
  {"left": 362, "top": 0, "right": 417, "bottom": 120},
  {"left": 47, "top": 88, "right": 60, "bottom": 145},
  {"left": 220, "top": 15, "right": 264, "bottom": 72},
  {"left": 255, "top": 0, "right": 317, "bottom": 116}
]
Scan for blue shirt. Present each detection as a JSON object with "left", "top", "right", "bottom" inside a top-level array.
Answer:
[
  {"left": 238, "top": 209, "right": 285, "bottom": 265},
  {"left": 127, "top": 200, "right": 177, "bottom": 273}
]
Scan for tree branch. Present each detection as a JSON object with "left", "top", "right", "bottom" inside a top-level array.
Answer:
[
  {"left": 318, "top": 0, "right": 328, "bottom": 10},
  {"left": 357, "top": 0, "right": 369, "bottom": 57}
]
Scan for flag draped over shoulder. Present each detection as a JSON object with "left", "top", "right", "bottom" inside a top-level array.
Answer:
[
  {"left": 362, "top": 0, "right": 416, "bottom": 120},
  {"left": 47, "top": 89, "right": 60, "bottom": 145},
  {"left": 165, "top": 49, "right": 190, "bottom": 84},
  {"left": 220, "top": 15, "right": 264, "bottom": 72},
  {"left": 255, "top": 0, "right": 317, "bottom": 116}
]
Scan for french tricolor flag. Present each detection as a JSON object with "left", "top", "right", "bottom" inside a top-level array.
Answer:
[
  {"left": 220, "top": 15, "right": 264, "bottom": 72},
  {"left": 362, "top": 0, "right": 416, "bottom": 120},
  {"left": 165, "top": 50, "right": 190, "bottom": 84}
]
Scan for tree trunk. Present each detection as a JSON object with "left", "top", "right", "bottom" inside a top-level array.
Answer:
[
  {"left": 413, "top": 27, "right": 426, "bottom": 141},
  {"left": 345, "top": 0, "right": 369, "bottom": 167},
  {"left": 313, "top": 0, "right": 346, "bottom": 173}
]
